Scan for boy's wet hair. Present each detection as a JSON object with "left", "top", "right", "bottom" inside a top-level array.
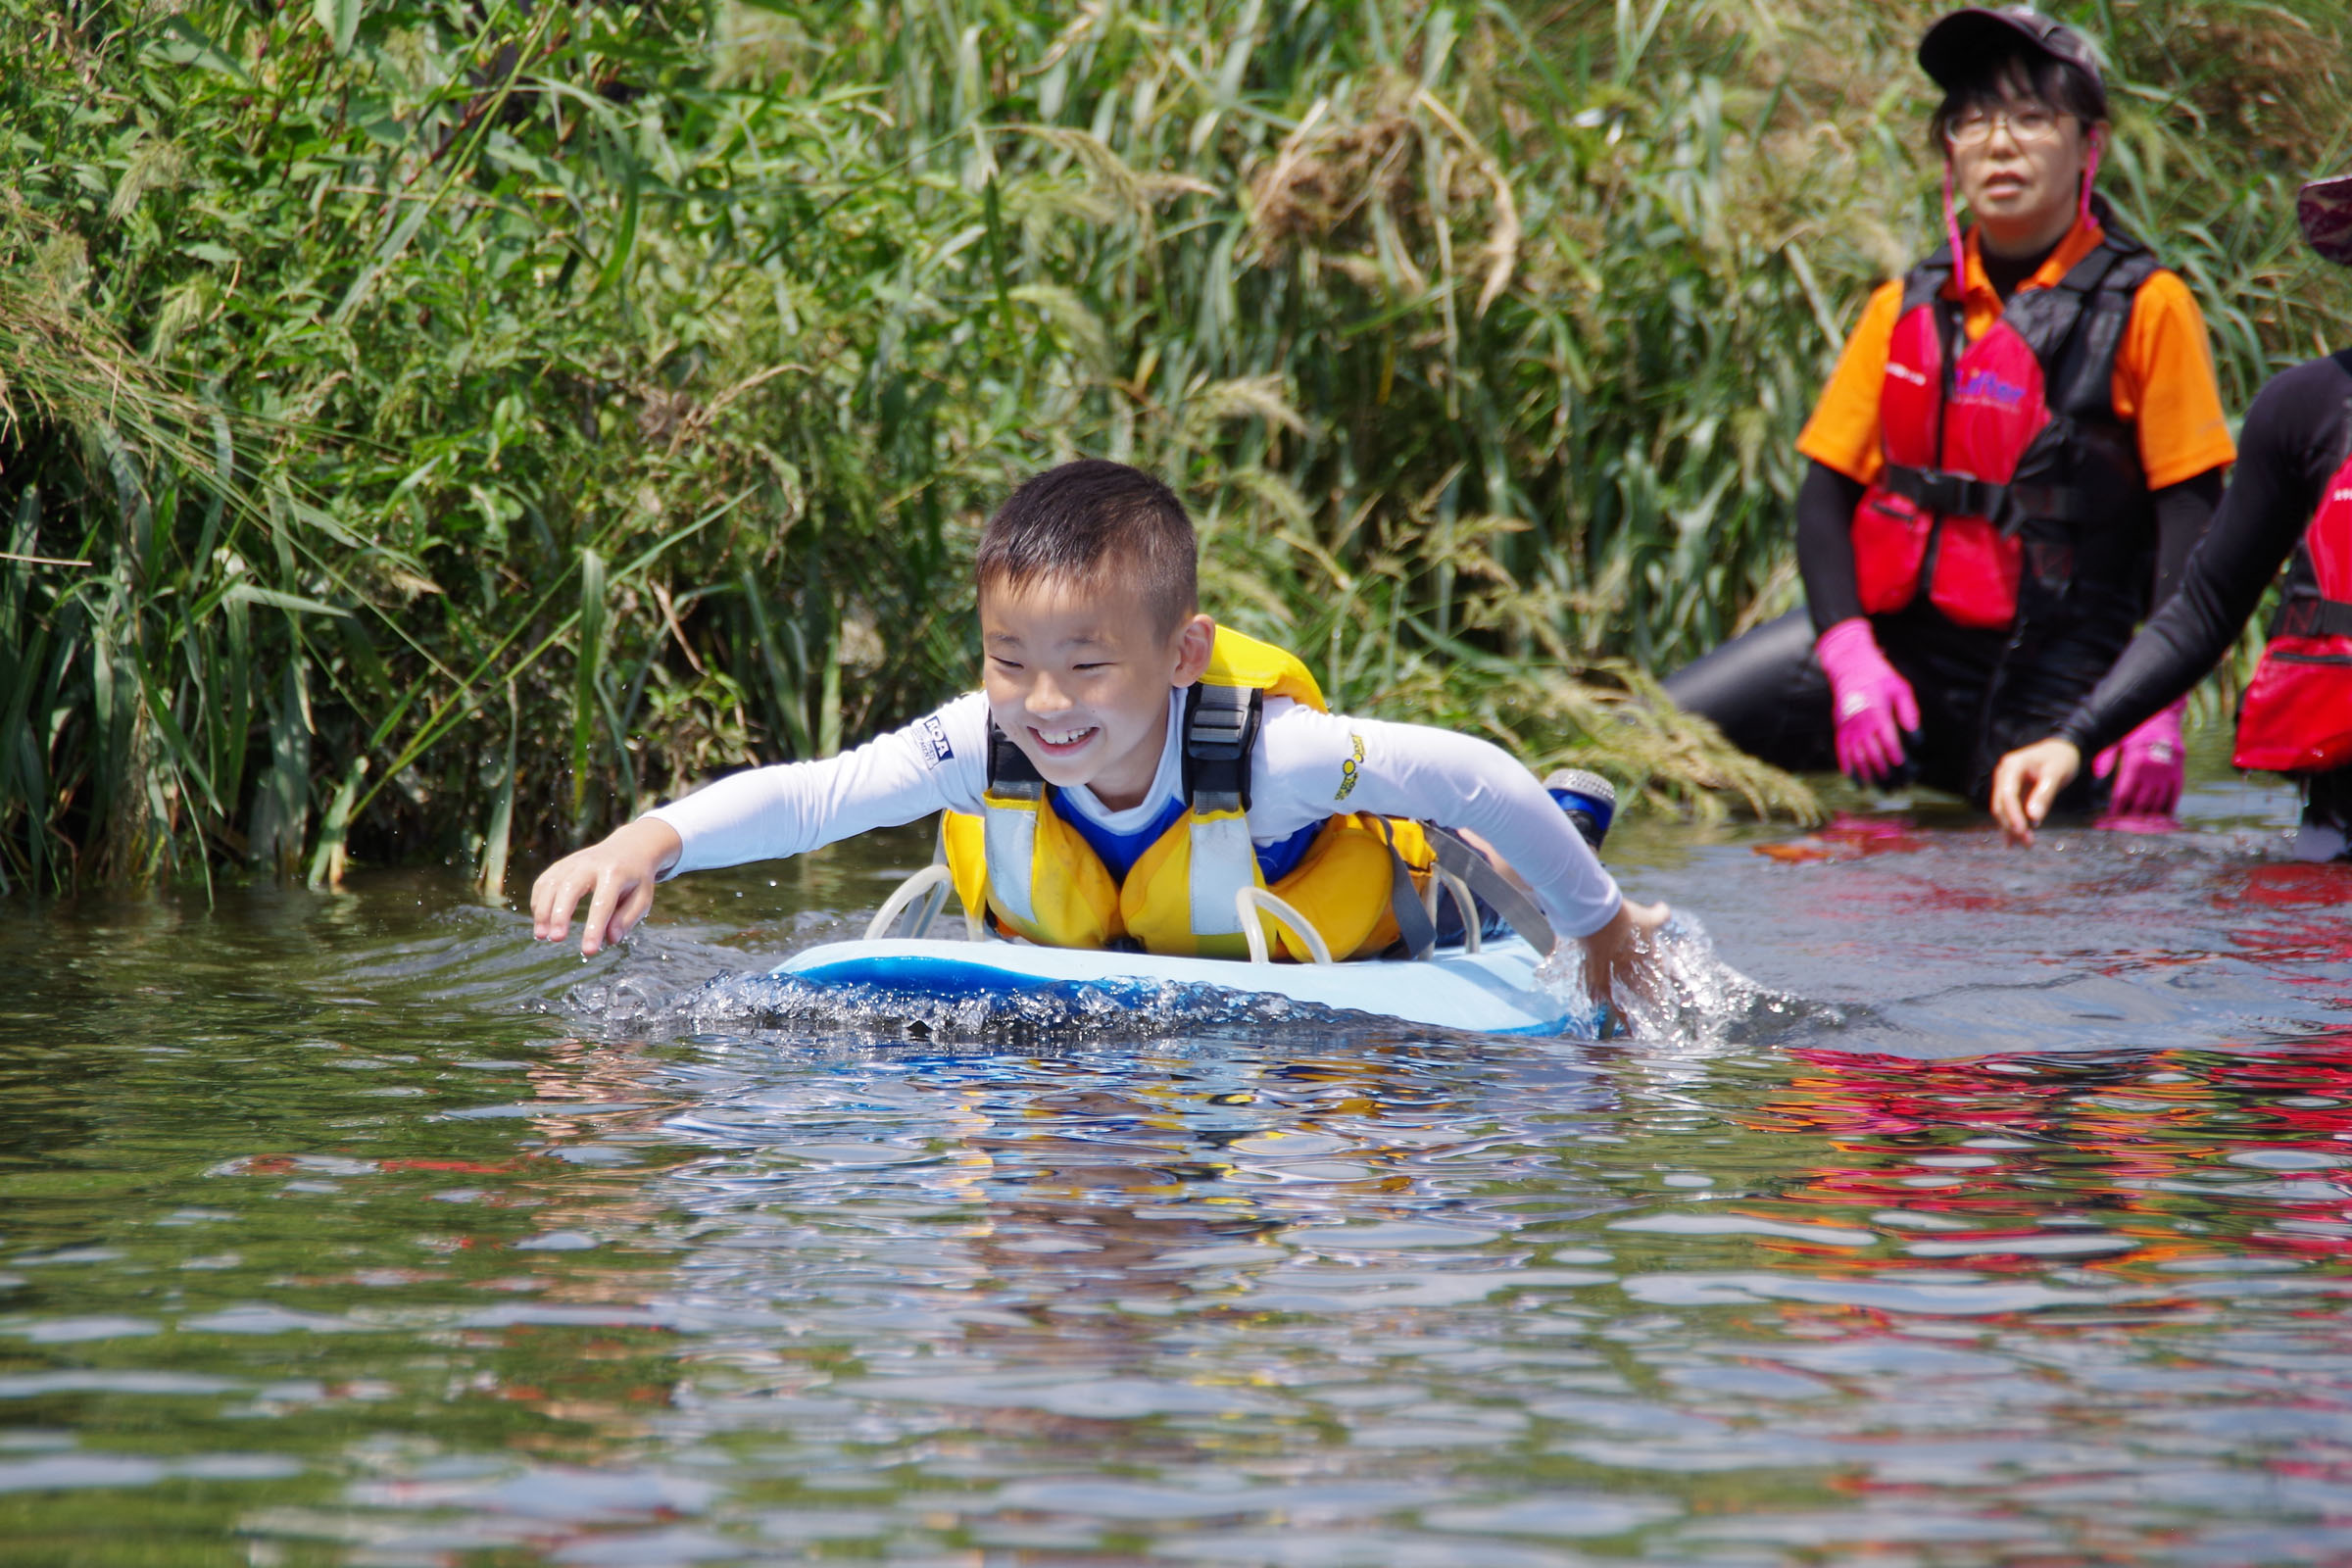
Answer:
[
  {"left": 1928, "top": 40, "right": 2105, "bottom": 152},
  {"left": 975, "top": 460, "right": 1199, "bottom": 633}
]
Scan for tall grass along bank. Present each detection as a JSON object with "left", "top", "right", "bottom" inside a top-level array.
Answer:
[{"left": 4, "top": 0, "right": 2345, "bottom": 893}]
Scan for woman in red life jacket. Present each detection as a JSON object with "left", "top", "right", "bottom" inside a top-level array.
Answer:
[
  {"left": 1662, "top": 8, "right": 2235, "bottom": 813},
  {"left": 1993, "top": 172, "right": 2352, "bottom": 858}
]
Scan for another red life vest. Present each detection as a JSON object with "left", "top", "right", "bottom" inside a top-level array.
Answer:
[
  {"left": 1850, "top": 228, "right": 2158, "bottom": 631},
  {"left": 2234, "top": 445, "right": 2352, "bottom": 773}
]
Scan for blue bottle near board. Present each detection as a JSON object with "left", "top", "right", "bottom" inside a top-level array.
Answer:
[
  {"left": 1544, "top": 768, "right": 1616, "bottom": 853},
  {"left": 1544, "top": 767, "right": 1627, "bottom": 1039}
]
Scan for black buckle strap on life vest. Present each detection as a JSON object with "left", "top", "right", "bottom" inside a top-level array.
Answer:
[
  {"left": 2276, "top": 595, "right": 2352, "bottom": 640},
  {"left": 1181, "top": 682, "right": 1262, "bottom": 814},
  {"left": 1882, "top": 465, "right": 2005, "bottom": 520},
  {"left": 983, "top": 720, "right": 1045, "bottom": 802},
  {"left": 1882, "top": 466, "right": 2094, "bottom": 534}
]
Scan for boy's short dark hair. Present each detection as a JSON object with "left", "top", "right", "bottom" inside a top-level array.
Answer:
[
  {"left": 974, "top": 460, "right": 1200, "bottom": 634},
  {"left": 1927, "top": 36, "right": 2106, "bottom": 153}
]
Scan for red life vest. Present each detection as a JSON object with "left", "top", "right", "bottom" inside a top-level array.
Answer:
[
  {"left": 2233, "top": 443, "right": 2352, "bottom": 773},
  {"left": 1849, "top": 226, "right": 2158, "bottom": 631}
]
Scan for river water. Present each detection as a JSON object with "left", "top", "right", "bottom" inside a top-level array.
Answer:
[{"left": 5, "top": 753, "right": 2351, "bottom": 1566}]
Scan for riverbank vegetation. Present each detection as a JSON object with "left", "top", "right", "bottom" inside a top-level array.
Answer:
[{"left": 5, "top": 0, "right": 2347, "bottom": 893}]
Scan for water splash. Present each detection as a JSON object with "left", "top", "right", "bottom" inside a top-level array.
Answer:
[
  {"left": 546, "top": 910, "right": 1809, "bottom": 1053},
  {"left": 559, "top": 964, "right": 1385, "bottom": 1050},
  {"left": 1604, "top": 910, "right": 1823, "bottom": 1049}
]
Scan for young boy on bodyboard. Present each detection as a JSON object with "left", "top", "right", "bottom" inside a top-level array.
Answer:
[{"left": 533, "top": 461, "right": 1668, "bottom": 1006}]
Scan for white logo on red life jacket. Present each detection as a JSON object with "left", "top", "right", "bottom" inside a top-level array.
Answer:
[{"left": 1886, "top": 363, "right": 1930, "bottom": 388}]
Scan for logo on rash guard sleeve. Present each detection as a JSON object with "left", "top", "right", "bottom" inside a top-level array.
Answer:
[
  {"left": 918, "top": 715, "right": 955, "bottom": 766},
  {"left": 1335, "top": 733, "right": 1366, "bottom": 801}
]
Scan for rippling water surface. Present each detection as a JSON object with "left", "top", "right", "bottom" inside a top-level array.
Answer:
[{"left": 6, "top": 760, "right": 2352, "bottom": 1566}]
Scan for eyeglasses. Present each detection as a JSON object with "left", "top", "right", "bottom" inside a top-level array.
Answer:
[{"left": 1945, "top": 107, "right": 2071, "bottom": 147}]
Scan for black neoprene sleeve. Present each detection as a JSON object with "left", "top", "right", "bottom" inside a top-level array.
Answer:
[
  {"left": 2053, "top": 357, "right": 2350, "bottom": 756},
  {"left": 2151, "top": 468, "right": 2224, "bottom": 609},
  {"left": 1796, "top": 461, "right": 1869, "bottom": 633}
]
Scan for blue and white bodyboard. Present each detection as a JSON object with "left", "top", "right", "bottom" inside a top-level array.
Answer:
[{"left": 771, "top": 934, "right": 1596, "bottom": 1037}]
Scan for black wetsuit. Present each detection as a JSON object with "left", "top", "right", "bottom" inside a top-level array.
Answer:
[
  {"left": 1663, "top": 239, "right": 2224, "bottom": 807},
  {"left": 2052, "top": 350, "right": 2352, "bottom": 846}
]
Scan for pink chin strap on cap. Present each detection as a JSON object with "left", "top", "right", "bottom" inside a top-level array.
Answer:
[{"left": 1942, "top": 162, "right": 1966, "bottom": 266}]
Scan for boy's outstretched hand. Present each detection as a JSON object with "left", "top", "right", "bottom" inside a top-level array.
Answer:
[
  {"left": 1989, "top": 738, "right": 2083, "bottom": 847},
  {"left": 1580, "top": 897, "right": 1670, "bottom": 1013},
  {"left": 531, "top": 817, "right": 684, "bottom": 956}
]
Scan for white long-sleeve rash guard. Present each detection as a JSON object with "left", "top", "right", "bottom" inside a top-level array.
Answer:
[{"left": 646, "top": 689, "right": 1626, "bottom": 941}]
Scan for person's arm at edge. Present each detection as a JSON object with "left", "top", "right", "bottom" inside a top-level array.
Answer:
[
  {"left": 2057, "top": 396, "right": 2305, "bottom": 762},
  {"left": 2070, "top": 264, "right": 2249, "bottom": 751},
  {"left": 1993, "top": 372, "right": 2316, "bottom": 842}
]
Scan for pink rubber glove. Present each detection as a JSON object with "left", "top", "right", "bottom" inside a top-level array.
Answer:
[
  {"left": 1816, "top": 617, "right": 1922, "bottom": 786},
  {"left": 2092, "top": 698, "right": 2185, "bottom": 816}
]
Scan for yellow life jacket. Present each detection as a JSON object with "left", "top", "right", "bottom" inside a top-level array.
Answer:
[{"left": 940, "top": 627, "right": 1436, "bottom": 961}]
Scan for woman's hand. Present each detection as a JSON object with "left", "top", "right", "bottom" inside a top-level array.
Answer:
[
  {"left": 1815, "top": 618, "right": 1922, "bottom": 787},
  {"left": 531, "top": 817, "right": 685, "bottom": 956},
  {"left": 1989, "top": 738, "right": 2083, "bottom": 846},
  {"left": 1580, "top": 898, "right": 1670, "bottom": 1012}
]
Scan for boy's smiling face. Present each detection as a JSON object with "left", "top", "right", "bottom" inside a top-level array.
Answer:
[{"left": 979, "top": 571, "right": 1213, "bottom": 813}]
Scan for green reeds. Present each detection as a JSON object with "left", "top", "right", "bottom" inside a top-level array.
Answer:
[
  {"left": 570, "top": 547, "right": 610, "bottom": 844},
  {"left": 2, "top": 0, "right": 2345, "bottom": 889}
]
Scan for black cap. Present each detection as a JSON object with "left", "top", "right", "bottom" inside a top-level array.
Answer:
[{"left": 1919, "top": 7, "right": 2108, "bottom": 119}]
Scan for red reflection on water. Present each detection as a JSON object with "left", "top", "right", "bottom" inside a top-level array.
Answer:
[
  {"left": 2198, "top": 865, "right": 2352, "bottom": 1006},
  {"left": 1753, "top": 813, "right": 1932, "bottom": 865},
  {"left": 2214, "top": 861, "right": 2352, "bottom": 911},
  {"left": 1741, "top": 1038, "right": 2352, "bottom": 1275}
]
